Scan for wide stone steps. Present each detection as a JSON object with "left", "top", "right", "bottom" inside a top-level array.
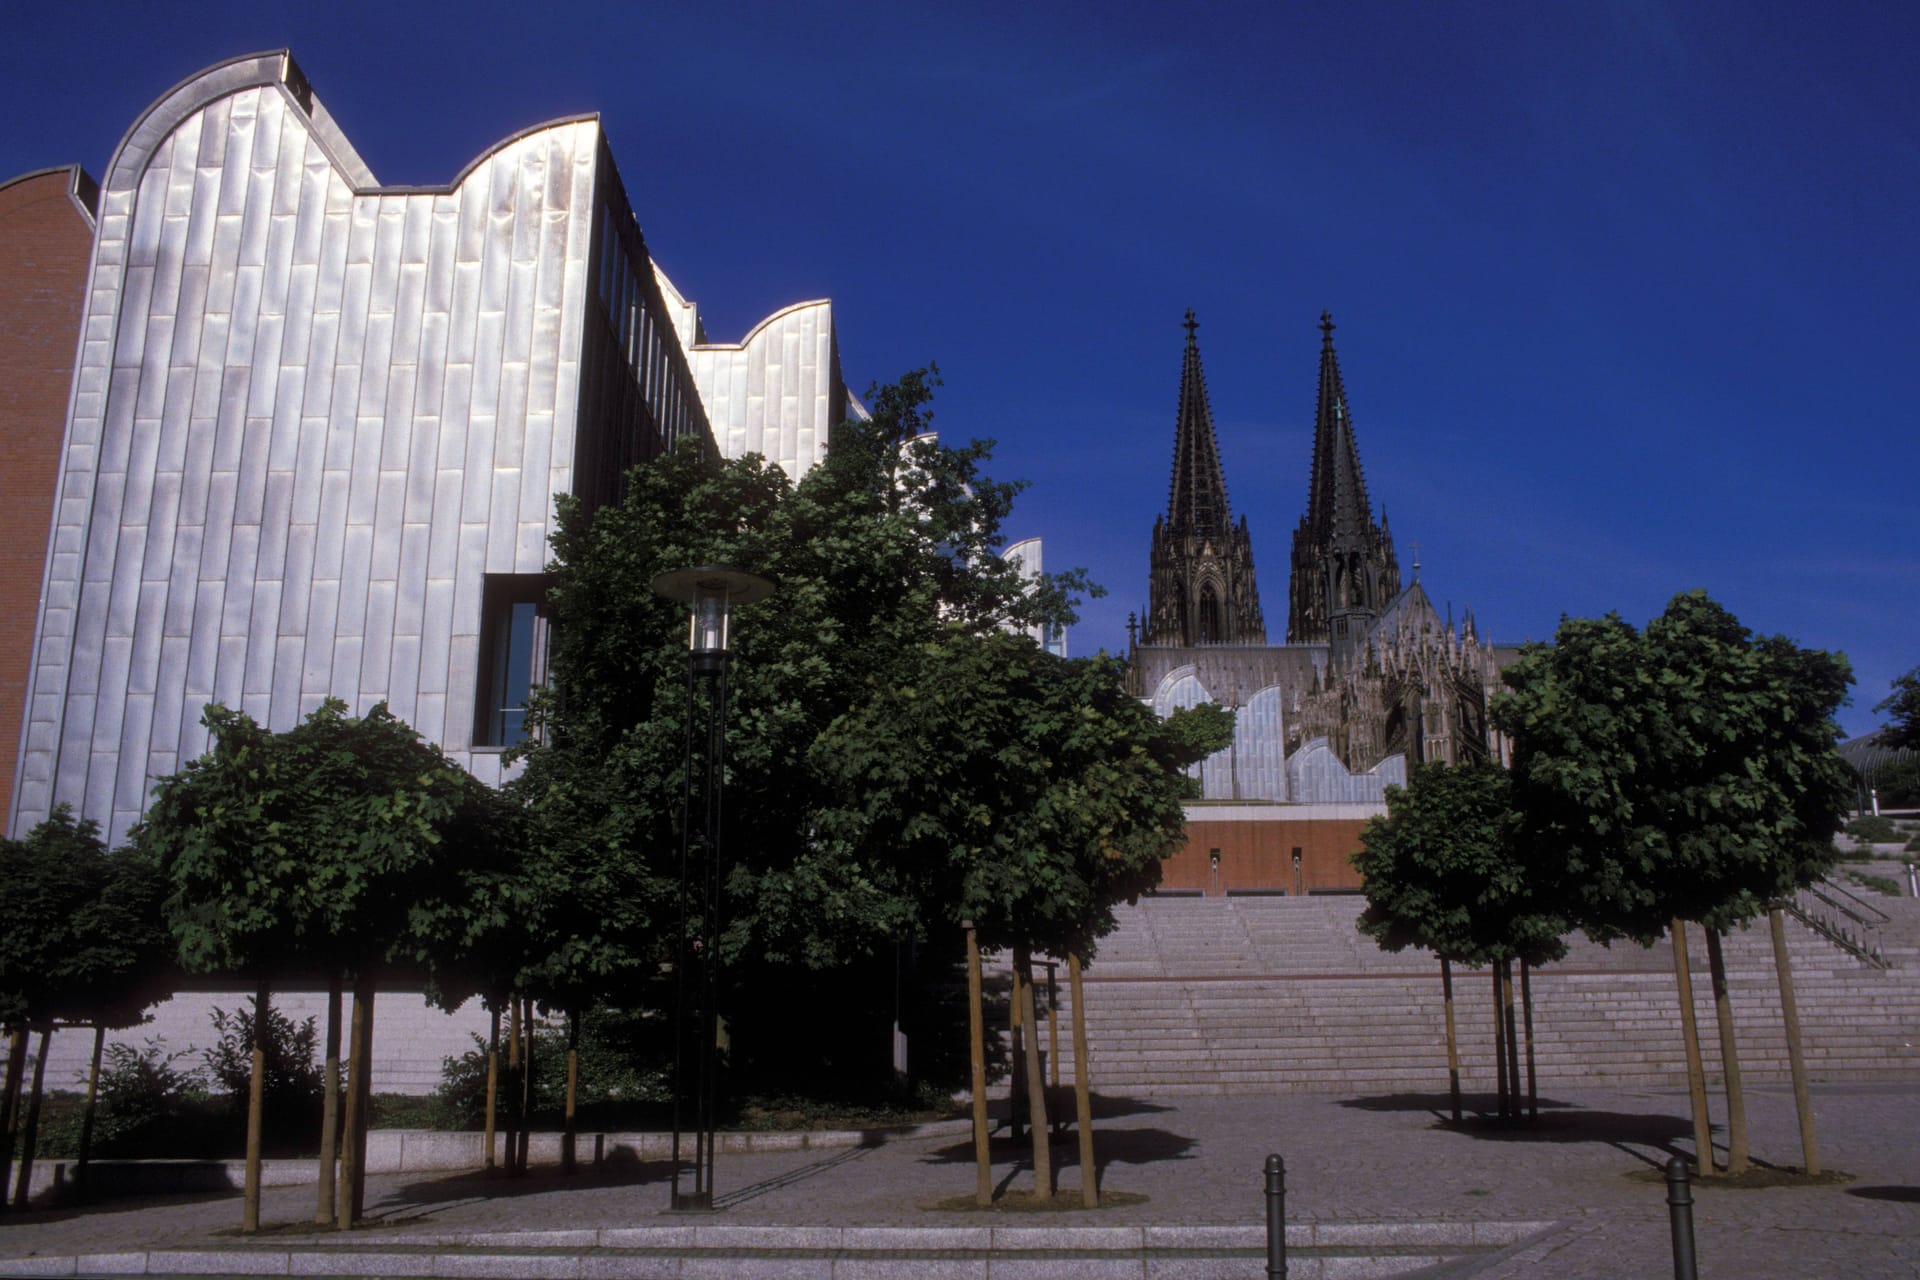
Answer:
[{"left": 1016, "top": 896, "right": 1920, "bottom": 1095}]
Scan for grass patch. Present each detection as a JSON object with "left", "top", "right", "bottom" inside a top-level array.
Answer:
[
  {"left": 1846, "top": 815, "right": 1901, "bottom": 844},
  {"left": 1843, "top": 869, "right": 1901, "bottom": 896}
]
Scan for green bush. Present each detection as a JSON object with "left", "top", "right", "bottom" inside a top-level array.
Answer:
[
  {"left": 1846, "top": 815, "right": 1901, "bottom": 843},
  {"left": 28, "top": 1037, "right": 225, "bottom": 1159},
  {"left": 426, "top": 1006, "right": 673, "bottom": 1131},
  {"left": 1843, "top": 869, "right": 1901, "bottom": 897}
]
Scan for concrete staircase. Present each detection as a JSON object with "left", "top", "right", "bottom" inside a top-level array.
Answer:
[{"left": 1028, "top": 894, "right": 1920, "bottom": 1095}]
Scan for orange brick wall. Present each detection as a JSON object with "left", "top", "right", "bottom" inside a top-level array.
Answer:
[
  {"left": 0, "top": 168, "right": 92, "bottom": 826},
  {"left": 1159, "top": 814, "right": 1370, "bottom": 895}
]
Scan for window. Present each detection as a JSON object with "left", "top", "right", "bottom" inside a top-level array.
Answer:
[{"left": 475, "top": 574, "right": 552, "bottom": 748}]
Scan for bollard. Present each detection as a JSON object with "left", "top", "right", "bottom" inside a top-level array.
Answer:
[
  {"left": 1264, "top": 1154, "right": 1287, "bottom": 1279},
  {"left": 1665, "top": 1156, "right": 1698, "bottom": 1280}
]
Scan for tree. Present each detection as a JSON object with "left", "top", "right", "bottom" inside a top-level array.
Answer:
[
  {"left": 516, "top": 371, "right": 1095, "bottom": 1060},
  {"left": 137, "top": 700, "right": 520, "bottom": 1228},
  {"left": 1875, "top": 664, "right": 1920, "bottom": 752},
  {"left": 0, "top": 807, "right": 167, "bottom": 1208},
  {"left": 1495, "top": 590, "right": 1853, "bottom": 1173},
  {"left": 810, "top": 631, "right": 1231, "bottom": 1200},
  {"left": 1353, "top": 761, "right": 1567, "bottom": 1122}
]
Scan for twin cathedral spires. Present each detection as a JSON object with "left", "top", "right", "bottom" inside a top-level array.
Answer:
[{"left": 1143, "top": 310, "right": 1400, "bottom": 654}]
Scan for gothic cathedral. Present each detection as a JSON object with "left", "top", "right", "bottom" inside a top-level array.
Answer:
[{"left": 1128, "top": 312, "right": 1516, "bottom": 803}]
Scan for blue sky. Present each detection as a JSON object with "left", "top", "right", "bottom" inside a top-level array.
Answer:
[{"left": 3, "top": 1, "right": 1913, "bottom": 735}]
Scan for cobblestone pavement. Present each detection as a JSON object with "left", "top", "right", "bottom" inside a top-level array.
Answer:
[{"left": 1, "top": 1082, "right": 1915, "bottom": 1277}]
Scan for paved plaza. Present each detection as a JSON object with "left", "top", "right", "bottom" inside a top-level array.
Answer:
[{"left": 1, "top": 1082, "right": 1916, "bottom": 1277}]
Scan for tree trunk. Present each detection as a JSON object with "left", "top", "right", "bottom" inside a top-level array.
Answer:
[
  {"left": 1008, "top": 958, "right": 1027, "bottom": 1144},
  {"left": 1015, "top": 946, "right": 1051, "bottom": 1201},
  {"left": 317, "top": 974, "right": 341, "bottom": 1225},
  {"left": 1703, "top": 927, "right": 1749, "bottom": 1175},
  {"left": 484, "top": 1004, "right": 500, "bottom": 1173},
  {"left": 1490, "top": 966, "right": 1509, "bottom": 1119},
  {"left": 11, "top": 1026, "right": 50, "bottom": 1208},
  {"left": 337, "top": 972, "right": 373, "bottom": 1229},
  {"left": 1500, "top": 961, "right": 1522, "bottom": 1123},
  {"left": 1047, "top": 964, "right": 1060, "bottom": 1093},
  {"left": 243, "top": 983, "right": 269, "bottom": 1232},
  {"left": 1520, "top": 960, "right": 1538, "bottom": 1122},
  {"left": 503, "top": 996, "right": 520, "bottom": 1178},
  {"left": 76, "top": 1025, "right": 105, "bottom": 1202},
  {"left": 964, "top": 923, "right": 990, "bottom": 1207},
  {"left": 352, "top": 984, "right": 375, "bottom": 1220},
  {"left": 1441, "top": 959, "right": 1461, "bottom": 1123},
  {"left": 1068, "top": 952, "right": 1097, "bottom": 1208},
  {"left": 516, "top": 995, "right": 533, "bottom": 1174},
  {"left": 0, "top": 1023, "right": 26, "bottom": 1209},
  {"left": 563, "top": 1009, "right": 579, "bottom": 1175},
  {"left": 1769, "top": 909, "right": 1819, "bottom": 1174},
  {"left": 1670, "top": 919, "right": 1715, "bottom": 1171}
]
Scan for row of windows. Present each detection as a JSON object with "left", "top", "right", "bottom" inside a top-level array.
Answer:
[{"left": 596, "top": 203, "right": 699, "bottom": 448}]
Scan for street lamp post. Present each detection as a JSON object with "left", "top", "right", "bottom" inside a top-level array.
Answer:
[{"left": 650, "top": 565, "right": 778, "bottom": 1212}]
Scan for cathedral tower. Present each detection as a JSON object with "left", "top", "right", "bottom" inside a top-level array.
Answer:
[
  {"left": 1145, "top": 311, "right": 1266, "bottom": 646},
  {"left": 1287, "top": 312, "right": 1400, "bottom": 653}
]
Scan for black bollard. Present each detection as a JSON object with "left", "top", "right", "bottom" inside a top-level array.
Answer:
[
  {"left": 1264, "top": 1154, "right": 1286, "bottom": 1280},
  {"left": 1665, "top": 1156, "right": 1698, "bottom": 1280}
]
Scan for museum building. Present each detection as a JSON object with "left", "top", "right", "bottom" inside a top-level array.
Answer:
[{"left": 3, "top": 51, "right": 863, "bottom": 845}]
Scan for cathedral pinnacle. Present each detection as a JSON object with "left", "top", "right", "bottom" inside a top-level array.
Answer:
[{"left": 1143, "top": 311, "right": 1267, "bottom": 647}]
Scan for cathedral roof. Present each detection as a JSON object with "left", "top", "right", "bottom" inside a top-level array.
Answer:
[{"left": 1165, "top": 309, "right": 1234, "bottom": 542}]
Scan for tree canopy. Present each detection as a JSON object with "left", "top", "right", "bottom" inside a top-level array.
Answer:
[
  {"left": 1876, "top": 664, "right": 1920, "bottom": 752},
  {"left": 136, "top": 700, "right": 523, "bottom": 991},
  {"left": 1353, "top": 760, "right": 1567, "bottom": 967},
  {"left": 809, "top": 631, "right": 1231, "bottom": 960},
  {"left": 0, "top": 806, "right": 167, "bottom": 1031},
  {"left": 512, "top": 370, "right": 1106, "bottom": 978},
  {"left": 1493, "top": 589, "right": 1854, "bottom": 941}
]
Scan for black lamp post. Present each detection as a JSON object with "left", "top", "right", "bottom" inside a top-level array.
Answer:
[{"left": 650, "top": 565, "right": 777, "bottom": 1212}]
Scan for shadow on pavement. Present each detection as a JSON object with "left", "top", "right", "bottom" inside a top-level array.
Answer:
[
  {"left": 1340, "top": 1092, "right": 1697, "bottom": 1169},
  {"left": 374, "top": 1154, "right": 676, "bottom": 1216},
  {"left": 1848, "top": 1185, "right": 1920, "bottom": 1203},
  {"left": 920, "top": 1125, "right": 1197, "bottom": 1183}
]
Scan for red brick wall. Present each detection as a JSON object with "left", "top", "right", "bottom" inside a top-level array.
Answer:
[
  {"left": 0, "top": 167, "right": 92, "bottom": 826},
  {"left": 1159, "top": 814, "right": 1370, "bottom": 895}
]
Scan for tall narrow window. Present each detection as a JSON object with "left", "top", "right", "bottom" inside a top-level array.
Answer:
[{"left": 475, "top": 574, "right": 552, "bottom": 748}]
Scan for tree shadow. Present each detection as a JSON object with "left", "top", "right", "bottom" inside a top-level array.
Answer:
[
  {"left": 920, "top": 1125, "right": 1197, "bottom": 1183},
  {"left": 1848, "top": 1185, "right": 1920, "bottom": 1203},
  {"left": 1339, "top": 1091, "right": 1699, "bottom": 1170},
  {"left": 370, "top": 1151, "right": 677, "bottom": 1216}
]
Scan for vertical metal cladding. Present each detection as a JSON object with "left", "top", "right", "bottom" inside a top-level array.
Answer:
[
  {"left": 683, "top": 296, "right": 845, "bottom": 482},
  {"left": 12, "top": 53, "right": 601, "bottom": 841}
]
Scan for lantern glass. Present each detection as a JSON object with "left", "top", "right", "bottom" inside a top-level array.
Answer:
[{"left": 690, "top": 586, "right": 729, "bottom": 655}]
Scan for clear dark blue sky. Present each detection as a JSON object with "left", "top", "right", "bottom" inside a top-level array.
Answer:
[{"left": 4, "top": 1, "right": 1913, "bottom": 735}]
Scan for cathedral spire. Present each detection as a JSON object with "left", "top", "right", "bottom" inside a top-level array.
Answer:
[
  {"left": 1166, "top": 308, "right": 1232, "bottom": 542},
  {"left": 1287, "top": 312, "right": 1401, "bottom": 647},
  {"left": 1143, "top": 310, "right": 1266, "bottom": 647}
]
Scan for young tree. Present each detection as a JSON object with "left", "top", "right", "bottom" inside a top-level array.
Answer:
[
  {"left": 1353, "top": 762, "right": 1566, "bottom": 1121},
  {"left": 0, "top": 808, "right": 168, "bottom": 1208},
  {"left": 810, "top": 632, "right": 1231, "bottom": 1200},
  {"left": 139, "top": 700, "right": 519, "bottom": 1228},
  {"left": 1495, "top": 590, "right": 1852, "bottom": 1172}
]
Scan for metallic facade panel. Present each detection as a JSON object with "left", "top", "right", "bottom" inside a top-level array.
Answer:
[{"left": 8, "top": 55, "right": 790, "bottom": 836}]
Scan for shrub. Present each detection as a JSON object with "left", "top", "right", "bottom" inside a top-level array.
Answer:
[
  {"left": 204, "top": 999, "right": 324, "bottom": 1152},
  {"left": 426, "top": 1006, "right": 671, "bottom": 1131},
  {"left": 1846, "top": 815, "right": 1901, "bottom": 844}
]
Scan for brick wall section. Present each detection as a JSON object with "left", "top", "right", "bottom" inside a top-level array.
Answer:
[
  {"left": 0, "top": 167, "right": 93, "bottom": 828},
  {"left": 1162, "top": 814, "right": 1370, "bottom": 894}
]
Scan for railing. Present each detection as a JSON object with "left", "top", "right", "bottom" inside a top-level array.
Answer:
[{"left": 1785, "top": 877, "right": 1893, "bottom": 969}]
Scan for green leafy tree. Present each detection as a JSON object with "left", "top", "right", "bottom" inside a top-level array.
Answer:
[
  {"left": 1494, "top": 589, "right": 1853, "bottom": 1172},
  {"left": 810, "top": 631, "right": 1229, "bottom": 1199},
  {"left": 0, "top": 807, "right": 167, "bottom": 1206},
  {"left": 136, "top": 699, "right": 522, "bottom": 1228},
  {"left": 1353, "top": 762, "right": 1565, "bottom": 1121},
  {"left": 515, "top": 369, "right": 1094, "bottom": 991},
  {"left": 1875, "top": 664, "right": 1920, "bottom": 752}
]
